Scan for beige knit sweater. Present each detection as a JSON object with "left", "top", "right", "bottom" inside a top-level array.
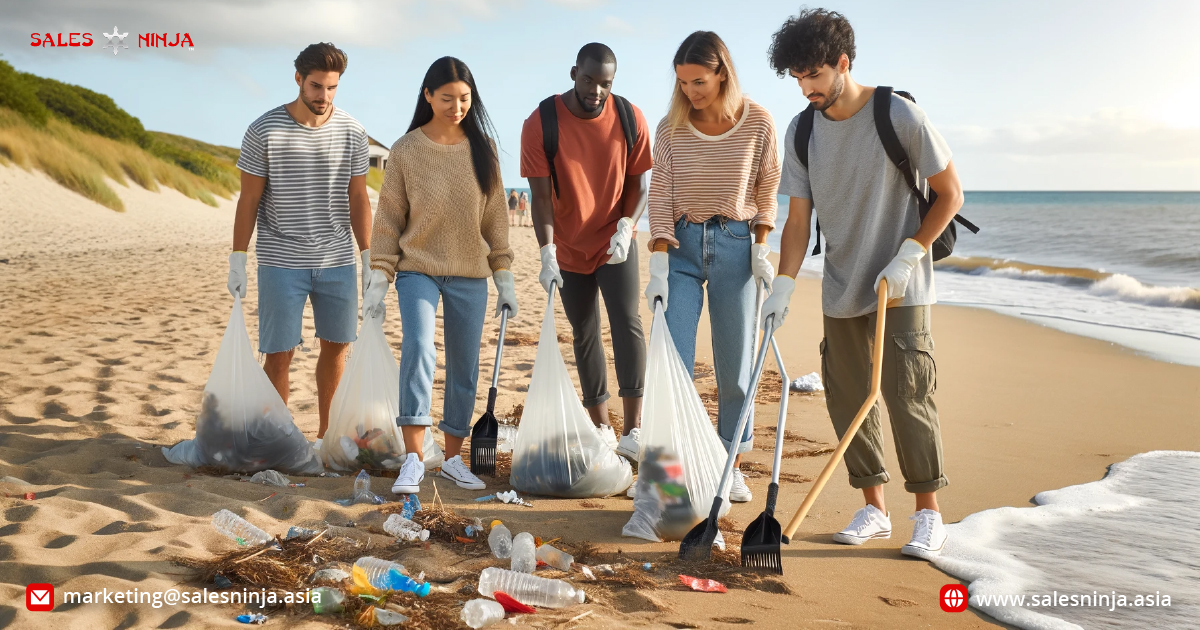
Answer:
[{"left": 370, "top": 129, "right": 512, "bottom": 281}]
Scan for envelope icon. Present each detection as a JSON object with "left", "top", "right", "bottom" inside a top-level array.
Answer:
[{"left": 26, "top": 583, "right": 54, "bottom": 611}]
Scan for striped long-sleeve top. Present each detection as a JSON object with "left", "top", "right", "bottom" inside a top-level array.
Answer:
[{"left": 647, "top": 99, "right": 781, "bottom": 248}]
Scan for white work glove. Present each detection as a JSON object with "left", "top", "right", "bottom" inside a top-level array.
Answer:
[
  {"left": 359, "top": 249, "right": 371, "bottom": 297},
  {"left": 362, "top": 269, "right": 390, "bottom": 320},
  {"left": 227, "top": 251, "right": 247, "bottom": 298},
  {"left": 874, "top": 238, "right": 927, "bottom": 301},
  {"left": 751, "top": 242, "right": 775, "bottom": 286},
  {"left": 538, "top": 244, "right": 563, "bottom": 294},
  {"left": 493, "top": 270, "right": 518, "bottom": 319},
  {"left": 606, "top": 217, "right": 634, "bottom": 265},
  {"left": 644, "top": 250, "right": 670, "bottom": 311},
  {"left": 760, "top": 275, "right": 795, "bottom": 330}
]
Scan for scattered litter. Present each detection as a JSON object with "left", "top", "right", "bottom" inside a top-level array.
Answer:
[
  {"left": 465, "top": 517, "right": 485, "bottom": 538},
  {"left": 580, "top": 566, "right": 596, "bottom": 580},
  {"left": 475, "top": 494, "right": 496, "bottom": 502},
  {"left": 401, "top": 493, "right": 422, "bottom": 519},
  {"left": 211, "top": 509, "right": 274, "bottom": 547},
  {"left": 382, "top": 513, "right": 430, "bottom": 542},
  {"left": 213, "top": 575, "right": 232, "bottom": 589},
  {"left": 488, "top": 521, "right": 513, "bottom": 558},
  {"left": 455, "top": 536, "right": 475, "bottom": 544},
  {"left": 511, "top": 533, "right": 536, "bottom": 572},
  {"left": 479, "top": 568, "right": 584, "bottom": 607},
  {"left": 311, "top": 586, "right": 344, "bottom": 613},
  {"left": 288, "top": 483, "right": 305, "bottom": 488},
  {"left": 319, "top": 471, "right": 341, "bottom": 477},
  {"left": 493, "top": 591, "right": 536, "bottom": 614},
  {"left": 678, "top": 574, "right": 727, "bottom": 593},
  {"left": 643, "top": 562, "right": 653, "bottom": 572},
  {"left": 593, "top": 564, "right": 617, "bottom": 576},
  {"left": 535, "top": 544, "right": 573, "bottom": 571},
  {"left": 285, "top": 526, "right": 319, "bottom": 540},
  {"left": 566, "top": 610, "right": 594, "bottom": 625},
  {"left": 462, "top": 598, "right": 507, "bottom": 628},
  {"left": 790, "top": 372, "right": 824, "bottom": 393},
  {"left": 236, "top": 612, "right": 268, "bottom": 624},
  {"left": 495, "top": 490, "right": 533, "bottom": 507},
  {"left": 354, "top": 556, "right": 431, "bottom": 597},
  {"left": 22, "top": 492, "right": 35, "bottom": 500},
  {"left": 310, "top": 568, "right": 350, "bottom": 583},
  {"left": 248, "top": 470, "right": 290, "bottom": 487},
  {"left": 258, "top": 492, "right": 277, "bottom": 502},
  {"left": 359, "top": 606, "right": 408, "bottom": 626}
]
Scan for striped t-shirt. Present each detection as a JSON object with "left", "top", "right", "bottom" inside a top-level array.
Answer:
[
  {"left": 236, "top": 105, "right": 369, "bottom": 269},
  {"left": 647, "top": 99, "right": 781, "bottom": 248}
]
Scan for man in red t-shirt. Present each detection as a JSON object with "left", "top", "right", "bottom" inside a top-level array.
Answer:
[{"left": 521, "top": 42, "right": 653, "bottom": 461}]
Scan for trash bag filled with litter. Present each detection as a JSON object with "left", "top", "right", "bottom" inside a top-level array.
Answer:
[
  {"left": 167, "top": 296, "right": 323, "bottom": 475},
  {"left": 623, "top": 303, "right": 728, "bottom": 541},
  {"left": 509, "top": 291, "right": 632, "bottom": 498},
  {"left": 320, "top": 312, "right": 443, "bottom": 472}
]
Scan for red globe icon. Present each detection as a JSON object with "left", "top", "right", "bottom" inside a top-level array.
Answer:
[{"left": 940, "top": 584, "right": 968, "bottom": 612}]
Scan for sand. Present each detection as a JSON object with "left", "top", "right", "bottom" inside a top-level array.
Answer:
[{"left": 1, "top": 163, "right": 1198, "bottom": 629}]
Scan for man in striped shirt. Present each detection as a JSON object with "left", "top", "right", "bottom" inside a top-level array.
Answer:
[{"left": 228, "top": 43, "right": 373, "bottom": 450}]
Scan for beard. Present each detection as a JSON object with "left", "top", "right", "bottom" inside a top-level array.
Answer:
[
  {"left": 300, "top": 90, "right": 328, "bottom": 115},
  {"left": 574, "top": 87, "right": 607, "bottom": 113},
  {"left": 812, "top": 74, "right": 845, "bottom": 112}
]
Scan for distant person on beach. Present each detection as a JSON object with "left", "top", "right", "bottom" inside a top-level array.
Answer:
[
  {"left": 762, "top": 9, "right": 964, "bottom": 559},
  {"left": 643, "top": 31, "right": 781, "bottom": 502},
  {"left": 229, "top": 42, "right": 371, "bottom": 451},
  {"left": 519, "top": 191, "right": 531, "bottom": 226},
  {"left": 363, "top": 56, "right": 516, "bottom": 495},
  {"left": 508, "top": 189, "right": 520, "bottom": 226},
  {"left": 521, "top": 42, "right": 653, "bottom": 460}
]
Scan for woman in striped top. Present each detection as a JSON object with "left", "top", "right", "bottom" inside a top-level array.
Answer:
[{"left": 644, "top": 31, "right": 782, "bottom": 502}]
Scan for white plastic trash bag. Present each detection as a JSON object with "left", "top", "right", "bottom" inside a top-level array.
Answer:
[
  {"left": 510, "top": 292, "right": 632, "bottom": 498},
  {"left": 180, "top": 296, "right": 323, "bottom": 475},
  {"left": 321, "top": 312, "right": 443, "bottom": 472},
  {"left": 623, "top": 304, "right": 729, "bottom": 541}
]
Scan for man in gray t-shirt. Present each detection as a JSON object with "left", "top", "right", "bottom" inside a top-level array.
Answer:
[{"left": 762, "top": 9, "right": 965, "bottom": 561}]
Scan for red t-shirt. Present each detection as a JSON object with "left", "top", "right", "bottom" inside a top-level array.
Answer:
[{"left": 520, "top": 95, "right": 653, "bottom": 274}]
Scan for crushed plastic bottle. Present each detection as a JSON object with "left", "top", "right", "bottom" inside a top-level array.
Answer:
[
  {"left": 248, "top": 469, "right": 290, "bottom": 487},
  {"left": 461, "top": 598, "right": 506, "bottom": 628},
  {"left": 678, "top": 574, "right": 727, "bottom": 593},
  {"left": 382, "top": 513, "right": 430, "bottom": 542},
  {"left": 353, "top": 556, "right": 431, "bottom": 597},
  {"left": 236, "top": 612, "right": 268, "bottom": 624},
  {"left": 488, "top": 520, "right": 513, "bottom": 559},
  {"left": 211, "top": 509, "right": 274, "bottom": 547},
  {"left": 311, "top": 586, "right": 345, "bottom": 614},
  {"left": 477, "top": 567, "right": 586, "bottom": 608},
  {"left": 534, "top": 543, "right": 573, "bottom": 571},
  {"left": 285, "top": 525, "right": 319, "bottom": 540},
  {"left": 510, "top": 532, "right": 536, "bottom": 573},
  {"left": 401, "top": 493, "right": 422, "bottom": 519},
  {"left": 352, "top": 470, "right": 384, "bottom": 505},
  {"left": 465, "top": 517, "right": 485, "bottom": 538}
]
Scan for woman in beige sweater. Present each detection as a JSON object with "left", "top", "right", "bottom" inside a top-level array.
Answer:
[{"left": 362, "top": 57, "right": 517, "bottom": 496}]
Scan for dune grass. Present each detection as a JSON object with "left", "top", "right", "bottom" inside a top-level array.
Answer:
[
  {"left": 366, "top": 166, "right": 384, "bottom": 191},
  {"left": 0, "top": 107, "right": 235, "bottom": 211}
]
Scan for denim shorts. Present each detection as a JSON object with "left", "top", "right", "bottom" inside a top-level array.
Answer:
[{"left": 257, "top": 264, "right": 358, "bottom": 354}]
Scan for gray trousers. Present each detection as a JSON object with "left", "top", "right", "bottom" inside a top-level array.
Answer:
[{"left": 821, "top": 305, "right": 948, "bottom": 494}]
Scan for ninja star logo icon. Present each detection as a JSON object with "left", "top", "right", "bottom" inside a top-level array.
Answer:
[{"left": 103, "top": 26, "right": 128, "bottom": 55}]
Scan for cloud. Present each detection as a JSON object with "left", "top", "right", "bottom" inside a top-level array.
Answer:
[{"left": 601, "top": 15, "right": 633, "bottom": 35}]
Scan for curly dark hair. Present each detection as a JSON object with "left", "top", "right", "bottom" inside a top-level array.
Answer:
[{"left": 768, "top": 8, "right": 855, "bottom": 77}]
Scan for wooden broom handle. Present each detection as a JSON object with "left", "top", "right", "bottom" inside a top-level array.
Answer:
[{"left": 783, "top": 280, "right": 889, "bottom": 541}]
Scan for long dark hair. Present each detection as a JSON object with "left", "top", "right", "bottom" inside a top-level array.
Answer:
[{"left": 407, "top": 56, "right": 500, "bottom": 194}]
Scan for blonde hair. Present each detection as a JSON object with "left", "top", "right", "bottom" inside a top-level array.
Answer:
[{"left": 667, "top": 31, "right": 744, "bottom": 129}]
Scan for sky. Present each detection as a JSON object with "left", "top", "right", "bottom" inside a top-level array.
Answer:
[{"left": 3, "top": 0, "right": 1199, "bottom": 191}]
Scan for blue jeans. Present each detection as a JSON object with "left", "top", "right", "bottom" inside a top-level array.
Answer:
[
  {"left": 257, "top": 264, "right": 358, "bottom": 354},
  {"left": 665, "top": 216, "right": 757, "bottom": 454},
  {"left": 394, "top": 272, "right": 488, "bottom": 439}
]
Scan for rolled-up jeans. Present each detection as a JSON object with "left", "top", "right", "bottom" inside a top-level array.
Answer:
[
  {"left": 394, "top": 272, "right": 488, "bottom": 439},
  {"left": 664, "top": 216, "right": 757, "bottom": 454}
]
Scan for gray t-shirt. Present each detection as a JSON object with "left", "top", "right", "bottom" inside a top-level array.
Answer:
[
  {"left": 779, "top": 91, "right": 952, "bottom": 318},
  {"left": 237, "top": 105, "right": 369, "bottom": 269}
]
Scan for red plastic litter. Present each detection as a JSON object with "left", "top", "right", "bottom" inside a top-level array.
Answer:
[
  {"left": 494, "top": 591, "right": 536, "bottom": 614},
  {"left": 23, "top": 492, "right": 35, "bottom": 500},
  {"left": 678, "top": 574, "right": 727, "bottom": 593}
]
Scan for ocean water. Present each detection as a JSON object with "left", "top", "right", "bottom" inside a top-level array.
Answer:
[{"left": 933, "top": 452, "right": 1200, "bottom": 629}]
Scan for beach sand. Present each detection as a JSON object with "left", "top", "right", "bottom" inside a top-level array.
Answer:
[{"left": 2, "top": 164, "right": 1198, "bottom": 629}]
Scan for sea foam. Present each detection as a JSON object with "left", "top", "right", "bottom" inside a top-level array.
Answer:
[{"left": 934, "top": 451, "right": 1200, "bottom": 629}]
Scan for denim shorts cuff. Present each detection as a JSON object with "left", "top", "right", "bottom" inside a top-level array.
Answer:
[
  {"left": 617, "top": 387, "right": 644, "bottom": 398},
  {"left": 720, "top": 436, "right": 754, "bottom": 455},
  {"left": 259, "top": 340, "right": 301, "bottom": 355},
  {"left": 904, "top": 475, "right": 949, "bottom": 494},
  {"left": 848, "top": 471, "right": 891, "bottom": 489},
  {"left": 436, "top": 420, "right": 471, "bottom": 439},
  {"left": 581, "top": 392, "right": 611, "bottom": 409},
  {"left": 395, "top": 414, "right": 433, "bottom": 428},
  {"left": 315, "top": 334, "right": 355, "bottom": 345}
]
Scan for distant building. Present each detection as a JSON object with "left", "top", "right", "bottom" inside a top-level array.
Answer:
[{"left": 367, "top": 136, "right": 390, "bottom": 171}]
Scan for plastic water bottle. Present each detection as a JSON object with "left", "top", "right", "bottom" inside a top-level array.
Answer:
[
  {"left": 461, "top": 598, "right": 505, "bottom": 628},
  {"left": 401, "top": 493, "right": 422, "bottom": 519},
  {"left": 212, "top": 509, "right": 274, "bottom": 546},
  {"left": 383, "top": 514, "right": 429, "bottom": 542},
  {"left": 285, "top": 526, "right": 319, "bottom": 540},
  {"left": 477, "top": 567, "right": 586, "bottom": 608},
  {"left": 311, "top": 586, "right": 344, "bottom": 614},
  {"left": 487, "top": 520, "right": 512, "bottom": 559},
  {"left": 353, "top": 557, "right": 431, "bottom": 597},
  {"left": 535, "top": 543, "right": 574, "bottom": 571},
  {"left": 510, "top": 532, "right": 536, "bottom": 573}
]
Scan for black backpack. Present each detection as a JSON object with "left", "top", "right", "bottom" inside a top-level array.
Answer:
[
  {"left": 795, "top": 86, "right": 978, "bottom": 260},
  {"left": 539, "top": 94, "right": 638, "bottom": 198}
]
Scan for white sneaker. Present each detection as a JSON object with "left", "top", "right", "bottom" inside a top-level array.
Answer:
[
  {"left": 616, "top": 428, "right": 641, "bottom": 460},
  {"left": 391, "top": 453, "right": 424, "bottom": 495},
  {"left": 438, "top": 455, "right": 486, "bottom": 490},
  {"left": 595, "top": 425, "right": 618, "bottom": 451},
  {"left": 901, "top": 509, "right": 947, "bottom": 560},
  {"left": 832, "top": 504, "right": 892, "bottom": 545},
  {"left": 728, "top": 469, "right": 752, "bottom": 503}
]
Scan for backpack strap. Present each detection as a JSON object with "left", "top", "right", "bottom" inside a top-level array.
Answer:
[
  {"left": 611, "top": 94, "right": 638, "bottom": 159},
  {"left": 874, "top": 86, "right": 980, "bottom": 234},
  {"left": 538, "top": 95, "right": 561, "bottom": 198},
  {"left": 793, "top": 105, "right": 824, "bottom": 256}
]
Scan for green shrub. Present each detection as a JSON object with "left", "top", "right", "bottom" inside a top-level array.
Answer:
[
  {"left": 0, "top": 60, "right": 48, "bottom": 126},
  {"left": 22, "top": 73, "right": 151, "bottom": 146}
]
